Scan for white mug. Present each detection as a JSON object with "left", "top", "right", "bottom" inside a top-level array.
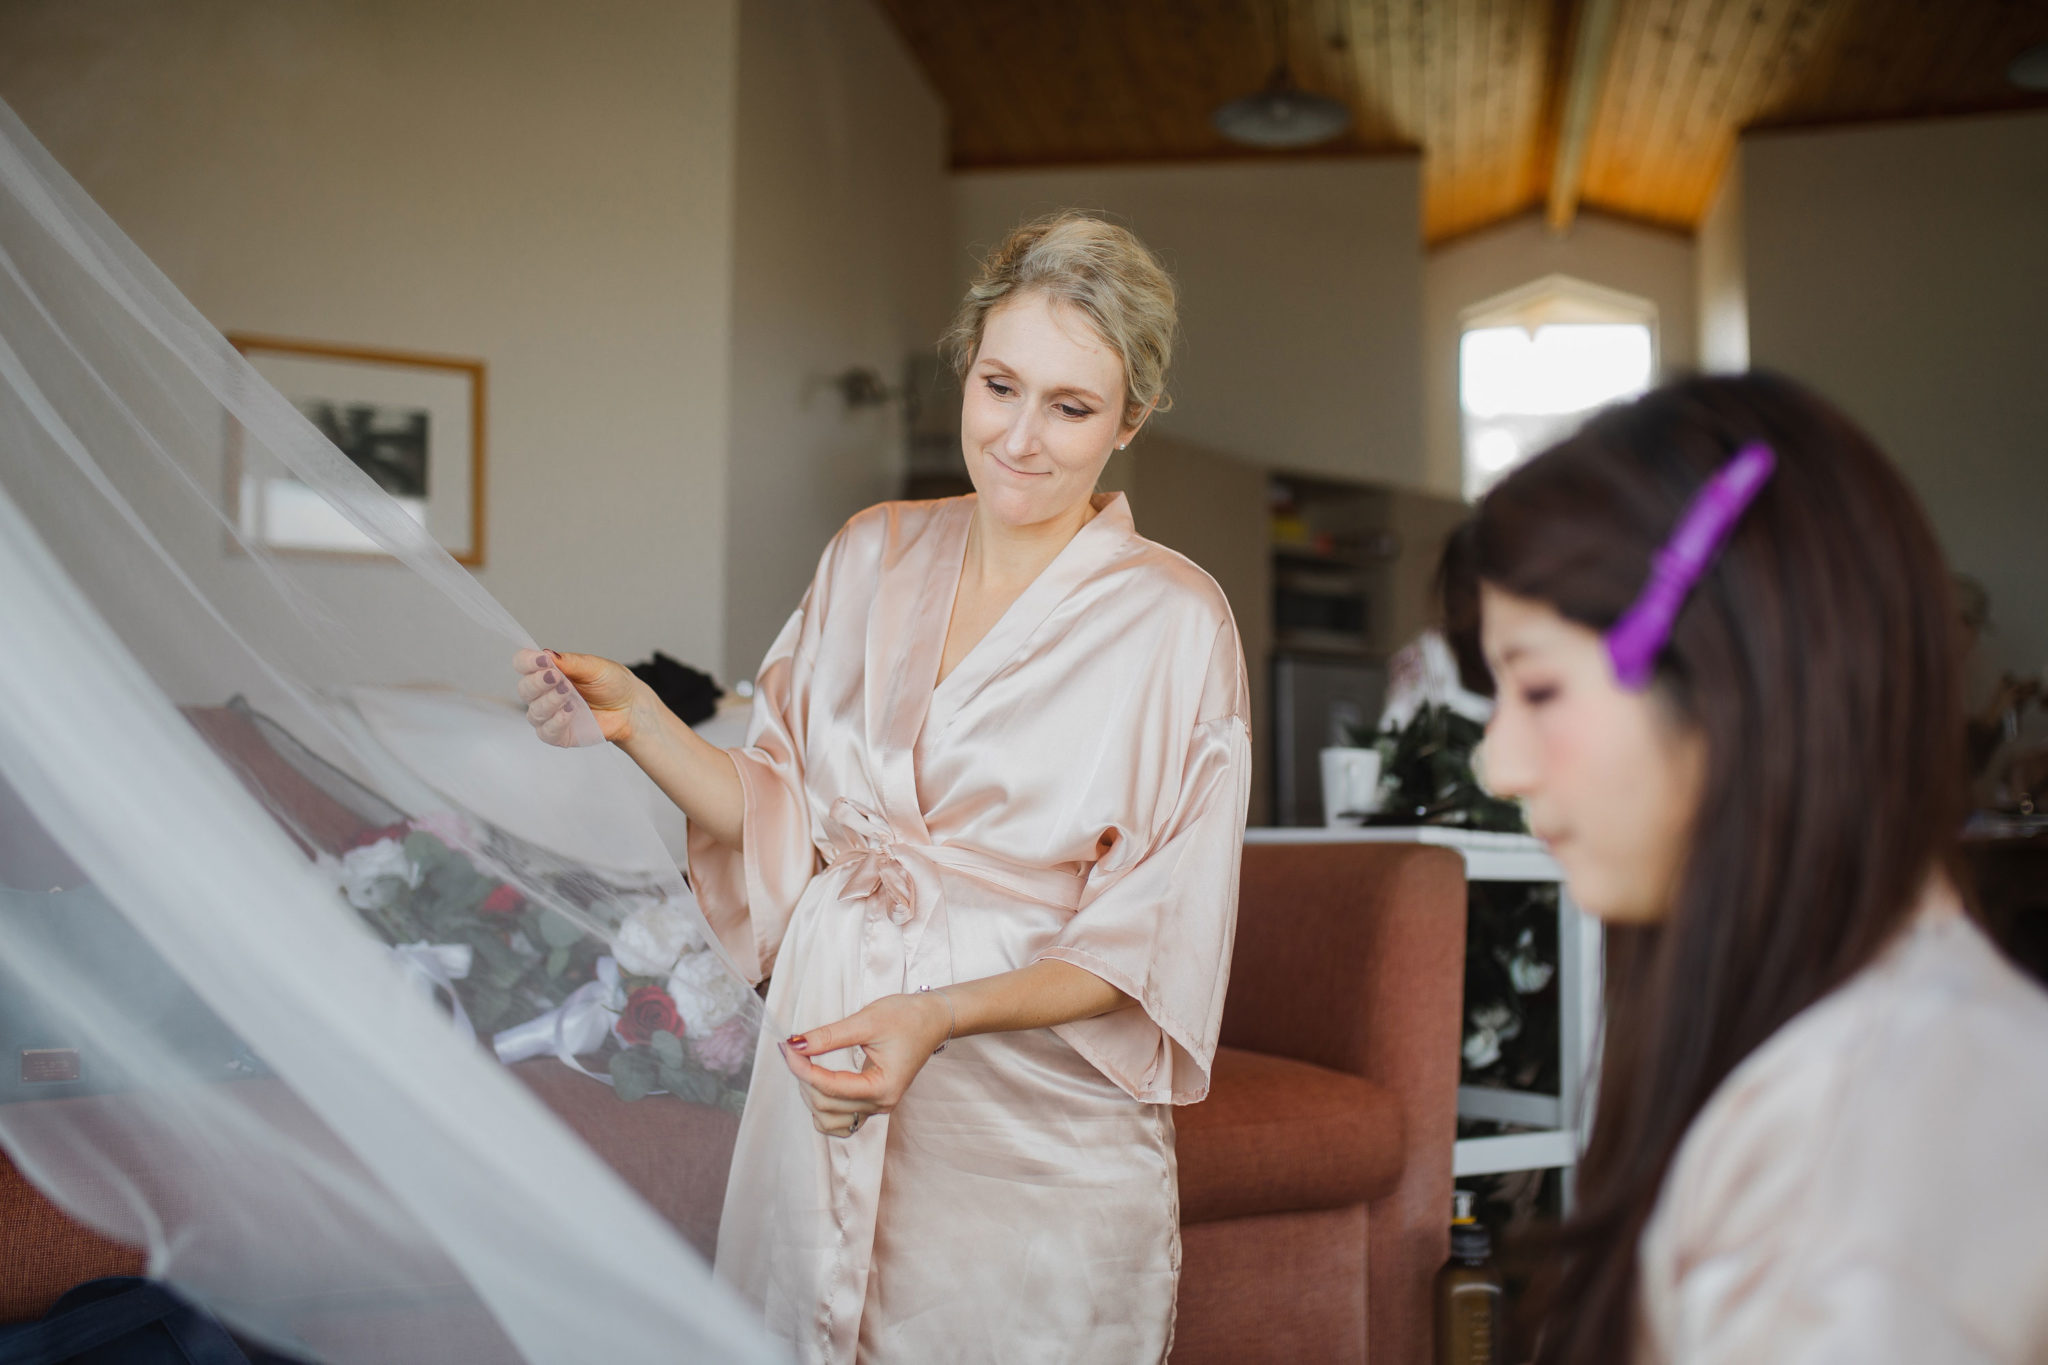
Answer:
[{"left": 1319, "top": 746, "right": 1383, "bottom": 826}]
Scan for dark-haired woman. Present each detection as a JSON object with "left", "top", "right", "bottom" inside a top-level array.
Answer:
[{"left": 1464, "top": 372, "right": 2048, "bottom": 1362}]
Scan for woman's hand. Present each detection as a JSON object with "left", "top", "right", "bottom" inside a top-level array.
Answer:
[
  {"left": 779, "top": 992, "right": 954, "bottom": 1138},
  {"left": 778, "top": 961, "right": 1132, "bottom": 1138},
  {"left": 513, "top": 646, "right": 747, "bottom": 847},
  {"left": 513, "top": 648, "right": 651, "bottom": 746}
]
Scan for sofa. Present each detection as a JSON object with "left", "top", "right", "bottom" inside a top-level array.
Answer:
[
  {"left": 1171, "top": 840, "right": 1466, "bottom": 1365},
  {"left": 2, "top": 837, "right": 1464, "bottom": 1361}
]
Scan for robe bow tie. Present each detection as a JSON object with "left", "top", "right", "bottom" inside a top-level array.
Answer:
[{"left": 823, "top": 797, "right": 937, "bottom": 928}]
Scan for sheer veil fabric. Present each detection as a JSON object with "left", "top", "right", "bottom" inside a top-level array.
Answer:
[{"left": 0, "top": 98, "right": 788, "bottom": 1362}]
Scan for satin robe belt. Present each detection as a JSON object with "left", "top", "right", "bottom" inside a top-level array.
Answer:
[{"left": 821, "top": 797, "right": 1083, "bottom": 928}]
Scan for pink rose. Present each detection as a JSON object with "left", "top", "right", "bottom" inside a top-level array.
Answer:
[
  {"left": 408, "top": 810, "right": 477, "bottom": 849},
  {"left": 693, "top": 1016, "right": 754, "bottom": 1077},
  {"left": 615, "top": 985, "right": 685, "bottom": 1047}
]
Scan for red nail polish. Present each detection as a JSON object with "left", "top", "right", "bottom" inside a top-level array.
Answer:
[{"left": 787, "top": 1035, "right": 808, "bottom": 1051}]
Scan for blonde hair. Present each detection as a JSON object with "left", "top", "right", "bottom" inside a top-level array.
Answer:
[{"left": 944, "top": 211, "right": 1178, "bottom": 427}]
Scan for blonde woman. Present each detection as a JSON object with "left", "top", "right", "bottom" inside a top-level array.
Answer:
[{"left": 519, "top": 213, "right": 1251, "bottom": 1362}]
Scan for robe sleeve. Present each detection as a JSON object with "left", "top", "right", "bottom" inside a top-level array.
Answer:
[
  {"left": 1036, "top": 617, "right": 1252, "bottom": 1105},
  {"left": 685, "top": 558, "right": 832, "bottom": 984}
]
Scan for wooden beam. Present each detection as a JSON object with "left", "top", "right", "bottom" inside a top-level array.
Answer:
[{"left": 1545, "top": 0, "right": 1624, "bottom": 234}]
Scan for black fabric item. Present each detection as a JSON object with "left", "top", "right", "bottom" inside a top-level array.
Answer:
[
  {"left": 627, "top": 652, "right": 723, "bottom": 726},
  {"left": 0, "top": 1276, "right": 304, "bottom": 1364}
]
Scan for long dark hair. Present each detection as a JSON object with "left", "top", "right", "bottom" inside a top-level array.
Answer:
[{"left": 1465, "top": 372, "right": 1967, "bottom": 1362}]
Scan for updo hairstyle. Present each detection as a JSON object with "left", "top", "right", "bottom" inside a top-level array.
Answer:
[{"left": 944, "top": 211, "right": 1178, "bottom": 428}]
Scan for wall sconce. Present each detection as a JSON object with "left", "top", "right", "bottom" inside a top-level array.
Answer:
[{"left": 831, "top": 366, "right": 898, "bottom": 410}]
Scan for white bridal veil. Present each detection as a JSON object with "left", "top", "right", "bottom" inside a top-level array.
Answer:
[{"left": 0, "top": 97, "right": 787, "bottom": 1362}]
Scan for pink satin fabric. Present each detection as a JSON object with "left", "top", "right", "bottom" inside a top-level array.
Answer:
[
  {"left": 1636, "top": 886, "right": 2048, "bottom": 1363},
  {"left": 688, "top": 493, "right": 1252, "bottom": 1364}
]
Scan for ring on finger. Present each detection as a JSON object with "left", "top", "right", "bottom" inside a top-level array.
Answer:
[{"left": 848, "top": 1114, "right": 864, "bottom": 1135}]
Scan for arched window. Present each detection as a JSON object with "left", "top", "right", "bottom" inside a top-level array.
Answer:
[{"left": 1459, "top": 274, "right": 1657, "bottom": 500}]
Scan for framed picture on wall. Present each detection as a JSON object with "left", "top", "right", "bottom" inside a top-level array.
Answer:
[{"left": 226, "top": 334, "right": 487, "bottom": 566}]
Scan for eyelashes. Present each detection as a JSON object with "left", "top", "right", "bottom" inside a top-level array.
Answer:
[{"left": 981, "top": 377, "right": 1094, "bottom": 420}]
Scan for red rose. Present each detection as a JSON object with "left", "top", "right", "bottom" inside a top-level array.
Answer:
[
  {"left": 616, "top": 985, "right": 685, "bottom": 1047},
  {"left": 478, "top": 884, "right": 523, "bottom": 916}
]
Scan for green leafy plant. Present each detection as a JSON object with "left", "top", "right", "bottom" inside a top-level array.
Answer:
[{"left": 1350, "top": 702, "right": 1524, "bottom": 832}]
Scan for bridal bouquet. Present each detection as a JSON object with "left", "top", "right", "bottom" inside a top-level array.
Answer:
[{"left": 319, "top": 814, "right": 753, "bottom": 1111}]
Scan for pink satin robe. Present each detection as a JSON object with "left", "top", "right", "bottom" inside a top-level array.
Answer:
[
  {"left": 1635, "top": 888, "right": 2048, "bottom": 1363},
  {"left": 688, "top": 493, "right": 1251, "bottom": 1364}
]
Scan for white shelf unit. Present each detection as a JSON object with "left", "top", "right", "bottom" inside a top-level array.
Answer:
[{"left": 1244, "top": 826, "right": 1602, "bottom": 1199}]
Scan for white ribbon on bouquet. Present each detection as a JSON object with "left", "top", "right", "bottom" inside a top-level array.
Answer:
[
  {"left": 389, "top": 941, "right": 477, "bottom": 1042},
  {"left": 492, "top": 954, "right": 625, "bottom": 1082}
]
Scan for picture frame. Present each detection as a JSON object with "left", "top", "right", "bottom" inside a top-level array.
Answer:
[{"left": 226, "top": 334, "right": 487, "bottom": 566}]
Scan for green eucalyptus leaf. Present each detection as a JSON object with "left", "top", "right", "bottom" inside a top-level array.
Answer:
[
  {"left": 471, "top": 932, "right": 523, "bottom": 971},
  {"left": 546, "top": 946, "right": 570, "bottom": 977},
  {"left": 662, "top": 1065, "right": 719, "bottom": 1106},
  {"left": 467, "top": 983, "right": 511, "bottom": 1035},
  {"left": 649, "top": 1029, "right": 686, "bottom": 1069},
  {"left": 537, "top": 911, "right": 585, "bottom": 950},
  {"left": 613, "top": 1067, "right": 652, "bottom": 1104},
  {"left": 608, "top": 1048, "right": 657, "bottom": 1103}
]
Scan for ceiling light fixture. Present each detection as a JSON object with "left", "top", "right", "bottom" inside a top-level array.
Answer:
[
  {"left": 2009, "top": 42, "right": 2048, "bottom": 92},
  {"left": 1212, "top": 0, "right": 1351, "bottom": 149}
]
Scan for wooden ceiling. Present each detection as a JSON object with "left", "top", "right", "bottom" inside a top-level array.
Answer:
[{"left": 874, "top": 0, "right": 2048, "bottom": 244}]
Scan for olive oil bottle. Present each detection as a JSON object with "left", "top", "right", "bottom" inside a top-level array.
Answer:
[{"left": 1435, "top": 1190, "right": 1504, "bottom": 1365}]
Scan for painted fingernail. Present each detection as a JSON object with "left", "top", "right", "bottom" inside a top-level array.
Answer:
[
  {"left": 787, "top": 1036, "right": 808, "bottom": 1051},
  {"left": 543, "top": 670, "right": 558, "bottom": 684},
  {"left": 555, "top": 681, "right": 571, "bottom": 694}
]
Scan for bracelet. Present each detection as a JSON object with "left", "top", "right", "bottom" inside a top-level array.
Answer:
[{"left": 917, "top": 985, "right": 955, "bottom": 1055}]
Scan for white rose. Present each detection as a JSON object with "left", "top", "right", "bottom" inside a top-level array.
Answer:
[
  {"left": 1469, "top": 1000, "right": 1521, "bottom": 1043},
  {"left": 338, "top": 838, "right": 420, "bottom": 911},
  {"left": 1506, "top": 953, "right": 1554, "bottom": 995},
  {"left": 666, "top": 947, "right": 752, "bottom": 1036},
  {"left": 1463, "top": 1027, "right": 1503, "bottom": 1070},
  {"left": 612, "top": 900, "right": 698, "bottom": 977}
]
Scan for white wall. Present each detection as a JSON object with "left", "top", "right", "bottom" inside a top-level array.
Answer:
[
  {"left": 0, "top": 0, "right": 741, "bottom": 676},
  {"left": 952, "top": 158, "right": 1427, "bottom": 488},
  {"left": 1696, "top": 159, "right": 1749, "bottom": 373},
  {"left": 724, "top": 0, "right": 953, "bottom": 679},
  {"left": 1422, "top": 211, "right": 1698, "bottom": 497},
  {"left": 1743, "top": 111, "right": 2048, "bottom": 683}
]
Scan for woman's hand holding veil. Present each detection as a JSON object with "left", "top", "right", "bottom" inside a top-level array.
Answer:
[
  {"left": 513, "top": 648, "right": 748, "bottom": 849},
  {"left": 514, "top": 648, "right": 647, "bottom": 746}
]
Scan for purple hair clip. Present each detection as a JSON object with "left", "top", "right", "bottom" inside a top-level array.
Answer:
[{"left": 1606, "top": 442, "right": 1777, "bottom": 691}]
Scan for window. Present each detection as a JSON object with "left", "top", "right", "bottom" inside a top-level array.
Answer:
[{"left": 1459, "top": 275, "right": 1657, "bottom": 501}]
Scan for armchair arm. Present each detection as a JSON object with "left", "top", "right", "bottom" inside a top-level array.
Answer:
[
  {"left": 1218, "top": 840, "right": 1468, "bottom": 1365},
  {"left": 1221, "top": 840, "right": 1466, "bottom": 1086}
]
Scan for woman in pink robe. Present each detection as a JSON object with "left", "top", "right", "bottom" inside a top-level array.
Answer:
[{"left": 520, "top": 212, "right": 1251, "bottom": 1362}]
